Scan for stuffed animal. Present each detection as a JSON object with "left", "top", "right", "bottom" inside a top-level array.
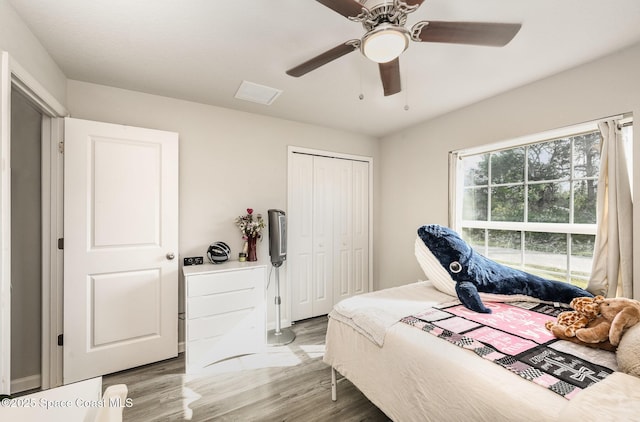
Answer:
[
  {"left": 550, "top": 318, "right": 618, "bottom": 352},
  {"left": 545, "top": 295, "right": 604, "bottom": 337},
  {"left": 575, "top": 297, "right": 640, "bottom": 346},
  {"left": 416, "top": 224, "right": 593, "bottom": 313},
  {"left": 544, "top": 295, "right": 616, "bottom": 351}
]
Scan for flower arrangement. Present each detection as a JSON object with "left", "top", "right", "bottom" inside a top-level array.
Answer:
[
  {"left": 235, "top": 208, "right": 264, "bottom": 262},
  {"left": 235, "top": 208, "right": 265, "bottom": 239}
]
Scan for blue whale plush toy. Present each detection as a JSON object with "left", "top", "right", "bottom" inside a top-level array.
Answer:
[{"left": 417, "top": 224, "right": 593, "bottom": 313}]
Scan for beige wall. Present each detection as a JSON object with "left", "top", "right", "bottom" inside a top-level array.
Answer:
[
  {"left": 378, "top": 42, "right": 640, "bottom": 295},
  {"left": 66, "top": 80, "right": 380, "bottom": 334},
  {"left": 0, "top": 0, "right": 67, "bottom": 106}
]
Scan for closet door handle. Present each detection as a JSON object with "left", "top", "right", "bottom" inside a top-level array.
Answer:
[{"left": 166, "top": 252, "right": 175, "bottom": 260}]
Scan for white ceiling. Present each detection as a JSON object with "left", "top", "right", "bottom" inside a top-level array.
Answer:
[{"left": 8, "top": 0, "right": 640, "bottom": 137}]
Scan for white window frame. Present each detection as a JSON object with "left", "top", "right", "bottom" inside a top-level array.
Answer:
[{"left": 449, "top": 115, "right": 632, "bottom": 285}]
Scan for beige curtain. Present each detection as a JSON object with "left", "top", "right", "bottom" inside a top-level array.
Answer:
[{"left": 587, "top": 120, "right": 633, "bottom": 297}]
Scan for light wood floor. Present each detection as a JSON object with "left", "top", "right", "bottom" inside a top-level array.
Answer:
[{"left": 103, "top": 316, "right": 390, "bottom": 421}]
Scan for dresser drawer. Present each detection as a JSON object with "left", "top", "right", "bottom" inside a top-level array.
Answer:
[
  {"left": 186, "top": 267, "right": 264, "bottom": 297},
  {"left": 187, "top": 288, "right": 259, "bottom": 319},
  {"left": 186, "top": 325, "right": 262, "bottom": 368},
  {"left": 187, "top": 306, "right": 260, "bottom": 341}
]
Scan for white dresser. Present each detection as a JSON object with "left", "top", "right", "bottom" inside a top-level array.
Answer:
[{"left": 183, "top": 261, "right": 267, "bottom": 373}]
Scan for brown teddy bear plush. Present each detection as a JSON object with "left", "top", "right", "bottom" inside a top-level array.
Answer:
[
  {"left": 575, "top": 297, "right": 640, "bottom": 346},
  {"left": 545, "top": 295, "right": 604, "bottom": 337},
  {"left": 545, "top": 295, "right": 616, "bottom": 351},
  {"left": 564, "top": 318, "right": 617, "bottom": 351}
]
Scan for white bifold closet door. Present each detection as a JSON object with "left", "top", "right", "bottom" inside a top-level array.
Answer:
[{"left": 290, "top": 153, "right": 369, "bottom": 321}]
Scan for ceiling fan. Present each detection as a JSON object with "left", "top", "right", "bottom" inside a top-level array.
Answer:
[{"left": 286, "top": 0, "right": 522, "bottom": 96}]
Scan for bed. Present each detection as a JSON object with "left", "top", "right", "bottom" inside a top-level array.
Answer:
[{"left": 323, "top": 279, "right": 640, "bottom": 421}]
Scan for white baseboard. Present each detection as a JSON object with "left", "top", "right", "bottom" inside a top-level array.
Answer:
[{"left": 11, "top": 374, "right": 41, "bottom": 393}]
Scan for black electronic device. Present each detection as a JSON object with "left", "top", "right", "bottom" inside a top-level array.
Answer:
[
  {"left": 268, "top": 209, "right": 287, "bottom": 267},
  {"left": 183, "top": 256, "right": 204, "bottom": 266}
]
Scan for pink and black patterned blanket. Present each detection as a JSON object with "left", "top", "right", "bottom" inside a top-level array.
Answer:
[{"left": 400, "top": 301, "right": 617, "bottom": 399}]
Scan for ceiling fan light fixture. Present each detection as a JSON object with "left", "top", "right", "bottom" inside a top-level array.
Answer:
[{"left": 362, "top": 24, "right": 409, "bottom": 63}]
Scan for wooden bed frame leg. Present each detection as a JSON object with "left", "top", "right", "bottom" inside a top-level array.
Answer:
[{"left": 331, "top": 366, "right": 337, "bottom": 401}]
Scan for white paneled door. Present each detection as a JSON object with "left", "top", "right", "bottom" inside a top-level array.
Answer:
[
  {"left": 289, "top": 153, "right": 313, "bottom": 319},
  {"left": 290, "top": 152, "right": 370, "bottom": 321},
  {"left": 335, "top": 159, "right": 369, "bottom": 303},
  {"left": 312, "top": 155, "right": 335, "bottom": 317},
  {"left": 63, "top": 118, "right": 178, "bottom": 384},
  {"left": 351, "top": 161, "right": 369, "bottom": 297}
]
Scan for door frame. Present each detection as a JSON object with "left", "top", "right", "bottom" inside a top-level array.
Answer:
[
  {"left": 39, "top": 115, "right": 64, "bottom": 390},
  {"left": 0, "top": 51, "right": 67, "bottom": 393},
  {"left": 286, "top": 146, "right": 374, "bottom": 321}
]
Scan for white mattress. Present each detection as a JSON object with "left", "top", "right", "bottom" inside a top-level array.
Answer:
[{"left": 323, "top": 281, "right": 640, "bottom": 422}]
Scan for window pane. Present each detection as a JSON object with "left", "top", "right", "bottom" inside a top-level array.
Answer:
[
  {"left": 527, "top": 182, "right": 570, "bottom": 223},
  {"left": 462, "top": 228, "right": 486, "bottom": 254},
  {"left": 491, "top": 186, "right": 524, "bottom": 221},
  {"left": 454, "top": 121, "right": 623, "bottom": 288},
  {"left": 487, "top": 229, "right": 521, "bottom": 266},
  {"left": 463, "top": 154, "right": 488, "bottom": 186},
  {"left": 528, "top": 139, "right": 571, "bottom": 181},
  {"left": 573, "top": 132, "right": 601, "bottom": 178},
  {"left": 571, "top": 234, "right": 595, "bottom": 289},
  {"left": 573, "top": 180, "right": 598, "bottom": 224},
  {"left": 524, "top": 232, "right": 567, "bottom": 281},
  {"left": 463, "top": 187, "right": 488, "bottom": 221},
  {"left": 491, "top": 148, "right": 524, "bottom": 184}
]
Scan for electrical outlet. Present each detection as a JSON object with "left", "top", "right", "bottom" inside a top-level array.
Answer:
[{"left": 183, "top": 256, "right": 204, "bottom": 266}]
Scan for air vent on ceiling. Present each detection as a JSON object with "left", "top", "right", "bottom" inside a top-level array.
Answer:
[{"left": 234, "top": 81, "right": 282, "bottom": 105}]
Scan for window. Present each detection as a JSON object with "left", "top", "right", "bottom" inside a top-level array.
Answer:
[{"left": 451, "top": 119, "right": 632, "bottom": 289}]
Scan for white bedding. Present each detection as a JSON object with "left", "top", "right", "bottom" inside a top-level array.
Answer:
[
  {"left": 323, "top": 280, "right": 640, "bottom": 422},
  {"left": 328, "top": 281, "right": 445, "bottom": 346}
]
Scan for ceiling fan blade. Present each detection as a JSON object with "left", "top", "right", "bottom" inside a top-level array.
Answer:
[
  {"left": 398, "top": 0, "right": 426, "bottom": 7},
  {"left": 286, "top": 40, "right": 360, "bottom": 77},
  {"left": 412, "top": 21, "right": 522, "bottom": 47},
  {"left": 316, "top": 0, "right": 369, "bottom": 19},
  {"left": 379, "top": 58, "right": 401, "bottom": 97}
]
